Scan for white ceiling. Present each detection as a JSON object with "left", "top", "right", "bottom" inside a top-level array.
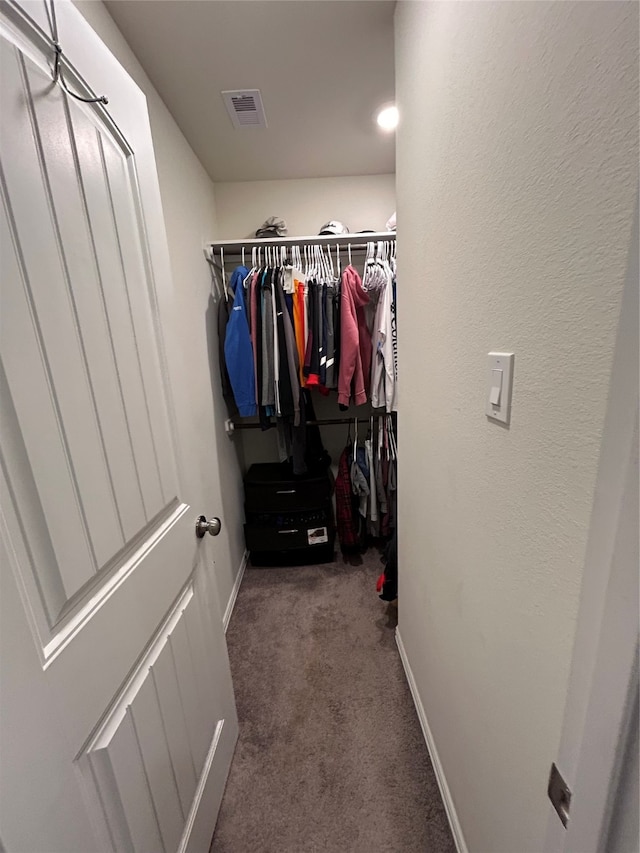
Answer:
[{"left": 104, "top": 0, "right": 396, "bottom": 183}]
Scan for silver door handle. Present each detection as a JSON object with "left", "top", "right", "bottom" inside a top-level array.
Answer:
[{"left": 195, "top": 515, "right": 222, "bottom": 538}]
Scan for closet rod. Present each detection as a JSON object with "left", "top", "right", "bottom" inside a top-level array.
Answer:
[
  {"left": 209, "top": 231, "right": 396, "bottom": 254},
  {"left": 226, "top": 417, "right": 389, "bottom": 433}
]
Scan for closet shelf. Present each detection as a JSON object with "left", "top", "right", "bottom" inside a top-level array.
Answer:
[{"left": 209, "top": 231, "right": 396, "bottom": 254}]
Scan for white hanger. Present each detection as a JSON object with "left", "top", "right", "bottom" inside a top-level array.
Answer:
[
  {"left": 348, "top": 241, "right": 352, "bottom": 266},
  {"left": 220, "top": 247, "right": 229, "bottom": 301},
  {"left": 387, "top": 415, "right": 397, "bottom": 460},
  {"left": 241, "top": 246, "right": 245, "bottom": 267},
  {"left": 320, "top": 245, "right": 329, "bottom": 282},
  {"left": 327, "top": 244, "right": 335, "bottom": 279}
]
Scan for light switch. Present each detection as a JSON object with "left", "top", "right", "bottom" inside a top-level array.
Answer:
[
  {"left": 486, "top": 353, "right": 514, "bottom": 424},
  {"left": 489, "top": 369, "right": 503, "bottom": 405}
]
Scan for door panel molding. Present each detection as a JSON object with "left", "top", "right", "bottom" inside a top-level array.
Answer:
[{"left": 78, "top": 578, "right": 226, "bottom": 852}]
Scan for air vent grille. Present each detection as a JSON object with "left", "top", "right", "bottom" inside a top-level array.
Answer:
[{"left": 222, "top": 89, "right": 268, "bottom": 129}]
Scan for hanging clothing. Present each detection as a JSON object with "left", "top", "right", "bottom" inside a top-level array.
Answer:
[
  {"left": 377, "top": 528, "right": 398, "bottom": 601},
  {"left": 335, "top": 441, "right": 361, "bottom": 551},
  {"left": 224, "top": 265, "right": 256, "bottom": 417},
  {"left": 338, "top": 265, "right": 371, "bottom": 409},
  {"left": 324, "top": 282, "right": 338, "bottom": 389},
  {"left": 370, "top": 266, "right": 395, "bottom": 412},
  {"left": 275, "top": 273, "right": 299, "bottom": 422},
  {"left": 365, "top": 435, "right": 378, "bottom": 529},
  {"left": 249, "top": 271, "right": 259, "bottom": 405},
  {"left": 293, "top": 277, "right": 306, "bottom": 388},
  {"left": 261, "top": 269, "right": 275, "bottom": 408},
  {"left": 217, "top": 292, "right": 238, "bottom": 417}
]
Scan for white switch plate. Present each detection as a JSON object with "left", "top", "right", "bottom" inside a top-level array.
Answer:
[{"left": 486, "top": 352, "right": 514, "bottom": 424}]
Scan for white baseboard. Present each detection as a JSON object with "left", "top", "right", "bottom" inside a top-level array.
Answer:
[
  {"left": 395, "top": 627, "right": 469, "bottom": 853},
  {"left": 223, "top": 550, "right": 248, "bottom": 633}
]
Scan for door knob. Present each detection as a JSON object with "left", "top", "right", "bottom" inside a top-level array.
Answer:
[{"left": 195, "top": 515, "right": 222, "bottom": 538}]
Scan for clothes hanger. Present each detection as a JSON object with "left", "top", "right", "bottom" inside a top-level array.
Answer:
[
  {"left": 219, "top": 246, "right": 229, "bottom": 301},
  {"left": 387, "top": 415, "right": 397, "bottom": 460},
  {"left": 327, "top": 243, "right": 335, "bottom": 280},
  {"left": 348, "top": 241, "right": 352, "bottom": 267},
  {"left": 321, "top": 245, "right": 329, "bottom": 282}
]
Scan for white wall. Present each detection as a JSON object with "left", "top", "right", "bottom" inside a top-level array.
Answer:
[
  {"left": 394, "top": 3, "right": 638, "bottom": 852},
  {"left": 73, "top": 0, "right": 246, "bottom": 615},
  {"left": 215, "top": 174, "right": 395, "bottom": 239}
]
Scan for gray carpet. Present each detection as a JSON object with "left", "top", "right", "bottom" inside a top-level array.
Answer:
[{"left": 210, "top": 550, "right": 456, "bottom": 853}]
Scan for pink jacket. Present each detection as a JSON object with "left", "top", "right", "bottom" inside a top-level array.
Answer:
[{"left": 338, "top": 265, "right": 371, "bottom": 407}]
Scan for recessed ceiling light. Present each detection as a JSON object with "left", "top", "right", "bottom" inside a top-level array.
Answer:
[{"left": 376, "top": 105, "right": 398, "bottom": 132}]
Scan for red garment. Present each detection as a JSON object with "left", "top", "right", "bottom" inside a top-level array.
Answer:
[
  {"left": 293, "top": 279, "right": 306, "bottom": 387},
  {"left": 338, "top": 265, "right": 371, "bottom": 407}
]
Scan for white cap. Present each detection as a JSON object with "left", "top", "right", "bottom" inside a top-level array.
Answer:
[{"left": 319, "top": 220, "right": 349, "bottom": 236}]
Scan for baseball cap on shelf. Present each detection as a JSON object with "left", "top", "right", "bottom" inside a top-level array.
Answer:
[
  {"left": 255, "top": 217, "right": 288, "bottom": 238},
  {"left": 319, "top": 220, "right": 349, "bottom": 236}
]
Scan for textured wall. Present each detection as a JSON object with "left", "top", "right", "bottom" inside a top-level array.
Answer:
[
  {"left": 394, "top": 2, "right": 638, "bottom": 852},
  {"left": 214, "top": 174, "right": 395, "bottom": 239},
  {"left": 73, "top": 1, "right": 247, "bottom": 615}
]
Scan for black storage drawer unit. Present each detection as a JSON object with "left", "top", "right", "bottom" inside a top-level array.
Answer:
[
  {"left": 244, "top": 464, "right": 331, "bottom": 512},
  {"left": 243, "top": 462, "right": 335, "bottom": 565}
]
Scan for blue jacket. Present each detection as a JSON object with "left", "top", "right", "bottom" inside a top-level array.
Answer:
[{"left": 224, "top": 266, "right": 256, "bottom": 417}]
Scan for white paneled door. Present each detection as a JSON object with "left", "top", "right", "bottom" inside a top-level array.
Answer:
[{"left": 0, "top": 2, "right": 238, "bottom": 851}]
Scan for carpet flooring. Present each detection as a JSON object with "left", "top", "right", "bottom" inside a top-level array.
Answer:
[{"left": 210, "top": 550, "right": 456, "bottom": 853}]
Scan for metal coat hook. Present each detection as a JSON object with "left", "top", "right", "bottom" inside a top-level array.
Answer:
[{"left": 47, "top": 0, "right": 108, "bottom": 106}]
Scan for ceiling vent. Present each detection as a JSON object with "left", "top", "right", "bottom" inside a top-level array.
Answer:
[{"left": 222, "top": 90, "right": 268, "bottom": 129}]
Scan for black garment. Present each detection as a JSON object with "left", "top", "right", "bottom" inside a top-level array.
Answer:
[
  {"left": 254, "top": 268, "right": 272, "bottom": 430},
  {"left": 379, "top": 528, "right": 398, "bottom": 601},
  {"left": 274, "top": 271, "right": 295, "bottom": 418},
  {"left": 315, "top": 282, "right": 324, "bottom": 384},
  {"left": 320, "top": 282, "right": 328, "bottom": 387},
  {"left": 332, "top": 281, "right": 341, "bottom": 385},
  {"left": 217, "top": 295, "right": 238, "bottom": 417},
  {"left": 324, "top": 283, "right": 337, "bottom": 389},
  {"left": 284, "top": 389, "right": 331, "bottom": 477}
]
